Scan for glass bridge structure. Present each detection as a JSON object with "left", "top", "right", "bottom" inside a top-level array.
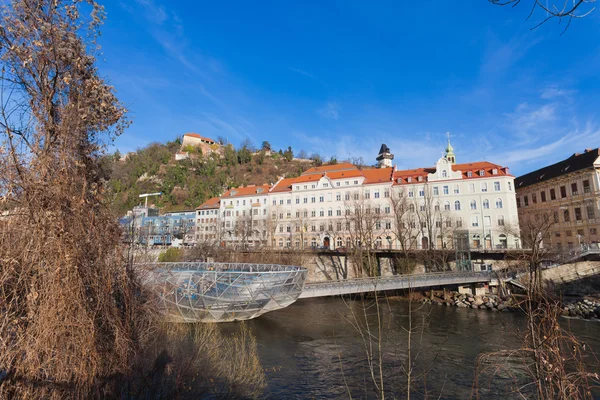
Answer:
[{"left": 144, "top": 262, "right": 308, "bottom": 322}]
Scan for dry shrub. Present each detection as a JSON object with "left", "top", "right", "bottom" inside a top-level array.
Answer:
[
  {"left": 473, "top": 295, "right": 600, "bottom": 399},
  {"left": 124, "top": 322, "right": 266, "bottom": 399}
]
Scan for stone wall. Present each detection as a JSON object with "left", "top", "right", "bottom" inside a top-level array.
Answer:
[{"left": 542, "top": 261, "right": 600, "bottom": 284}]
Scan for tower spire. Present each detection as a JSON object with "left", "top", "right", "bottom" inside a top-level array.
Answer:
[{"left": 445, "top": 132, "right": 456, "bottom": 164}]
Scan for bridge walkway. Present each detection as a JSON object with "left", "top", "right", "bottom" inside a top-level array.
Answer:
[{"left": 299, "top": 271, "right": 492, "bottom": 299}]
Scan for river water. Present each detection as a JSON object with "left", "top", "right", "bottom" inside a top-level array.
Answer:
[{"left": 225, "top": 297, "right": 600, "bottom": 399}]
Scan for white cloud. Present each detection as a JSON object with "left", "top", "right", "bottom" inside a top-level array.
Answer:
[
  {"left": 317, "top": 102, "right": 340, "bottom": 120},
  {"left": 289, "top": 67, "right": 317, "bottom": 80},
  {"left": 540, "top": 85, "right": 576, "bottom": 99}
]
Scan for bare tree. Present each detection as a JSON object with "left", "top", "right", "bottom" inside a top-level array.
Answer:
[
  {"left": 344, "top": 192, "right": 382, "bottom": 277},
  {"left": 489, "top": 0, "right": 596, "bottom": 33},
  {"left": 0, "top": 1, "right": 149, "bottom": 397}
]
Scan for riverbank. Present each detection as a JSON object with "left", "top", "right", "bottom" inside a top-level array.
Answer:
[{"left": 412, "top": 290, "right": 600, "bottom": 320}]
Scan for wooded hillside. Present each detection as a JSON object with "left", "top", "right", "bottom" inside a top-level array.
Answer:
[{"left": 106, "top": 138, "right": 324, "bottom": 214}]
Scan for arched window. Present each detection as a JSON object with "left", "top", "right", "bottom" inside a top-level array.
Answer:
[
  {"left": 327, "top": 208, "right": 333, "bottom": 217},
  {"left": 336, "top": 206, "right": 342, "bottom": 216},
  {"left": 409, "top": 204, "right": 415, "bottom": 212},
  {"left": 470, "top": 200, "right": 477, "bottom": 210},
  {"left": 442, "top": 170, "right": 447, "bottom": 177},
  {"left": 483, "top": 199, "right": 490, "bottom": 209},
  {"left": 444, "top": 201, "right": 451, "bottom": 211},
  {"left": 278, "top": 239, "right": 283, "bottom": 247},
  {"left": 319, "top": 208, "right": 324, "bottom": 217},
  {"left": 435, "top": 202, "right": 440, "bottom": 211},
  {"left": 496, "top": 198, "right": 503, "bottom": 209},
  {"left": 454, "top": 200, "right": 461, "bottom": 211},
  {"left": 336, "top": 237, "right": 343, "bottom": 247}
]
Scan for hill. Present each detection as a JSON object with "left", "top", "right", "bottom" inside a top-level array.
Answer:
[{"left": 106, "top": 138, "right": 320, "bottom": 215}]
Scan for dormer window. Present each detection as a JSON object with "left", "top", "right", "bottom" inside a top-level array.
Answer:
[
  {"left": 418, "top": 176, "right": 423, "bottom": 182},
  {"left": 479, "top": 170, "right": 485, "bottom": 176},
  {"left": 407, "top": 177, "right": 412, "bottom": 183},
  {"left": 492, "top": 169, "right": 498, "bottom": 175},
  {"left": 231, "top": 190, "right": 238, "bottom": 195},
  {"left": 467, "top": 171, "right": 472, "bottom": 178}
]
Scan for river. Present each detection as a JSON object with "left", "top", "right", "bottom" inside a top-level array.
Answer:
[{"left": 223, "top": 297, "right": 600, "bottom": 399}]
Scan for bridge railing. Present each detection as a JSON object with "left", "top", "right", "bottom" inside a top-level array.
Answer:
[{"left": 305, "top": 270, "right": 492, "bottom": 287}]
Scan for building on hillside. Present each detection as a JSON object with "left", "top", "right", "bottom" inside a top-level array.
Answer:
[
  {"left": 195, "top": 197, "right": 221, "bottom": 244},
  {"left": 515, "top": 148, "right": 600, "bottom": 250},
  {"left": 218, "top": 184, "right": 271, "bottom": 249},
  {"left": 180, "top": 133, "right": 223, "bottom": 157}
]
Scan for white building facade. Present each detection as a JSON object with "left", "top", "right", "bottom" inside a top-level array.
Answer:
[{"left": 209, "top": 142, "right": 520, "bottom": 251}]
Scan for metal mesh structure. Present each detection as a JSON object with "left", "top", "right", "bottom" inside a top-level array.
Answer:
[{"left": 144, "top": 262, "right": 308, "bottom": 322}]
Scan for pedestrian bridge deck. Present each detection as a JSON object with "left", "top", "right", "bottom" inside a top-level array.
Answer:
[{"left": 299, "top": 271, "right": 492, "bottom": 299}]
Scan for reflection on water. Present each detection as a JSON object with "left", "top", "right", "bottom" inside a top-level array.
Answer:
[{"left": 221, "top": 297, "right": 600, "bottom": 399}]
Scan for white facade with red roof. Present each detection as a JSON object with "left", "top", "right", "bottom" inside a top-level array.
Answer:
[{"left": 205, "top": 141, "right": 520, "bottom": 251}]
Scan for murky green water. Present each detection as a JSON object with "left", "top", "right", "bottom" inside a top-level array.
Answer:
[{"left": 225, "top": 297, "right": 600, "bottom": 399}]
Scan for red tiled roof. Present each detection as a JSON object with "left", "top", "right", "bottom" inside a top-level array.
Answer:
[
  {"left": 270, "top": 177, "right": 297, "bottom": 193},
  {"left": 183, "top": 133, "right": 216, "bottom": 144},
  {"left": 196, "top": 196, "right": 220, "bottom": 210},
  {"left": 362, "top": 167, "right": 394, "bottom": 184},
  {"left": 326, "top": 169, "right": 364, "bottom": 180},
  {"left": 453, "top": 162, "right": 511, "bottom": 179},
  {"left": 393, "top": 161, "right": 511, "bottom": 184},
  {"left": 301, "top": 162, "right": 358, "bottom": 175},
  {"left": 221, "top": 184, "right": 271, "bottom": 198}
]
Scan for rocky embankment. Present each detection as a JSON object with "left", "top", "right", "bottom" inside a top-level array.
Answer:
[
  {"left": 420, "top": 291, "right": 600, "bottom": 320},
  {"left": 562, "top": 299, "right": 600, "bottom": 319},
  {"left": 421, "top": 292, "right": 516, "bottom": 312}
]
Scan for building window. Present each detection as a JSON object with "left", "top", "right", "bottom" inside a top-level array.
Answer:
[
  {"left": 336, "top": 182, "right": 340, "bottom": 187},
  {"left": 471, "top": 216, "right": 479, "bottom": 227},
  {"left": 532, "top": 193, "right": 537, "bottom": 204},
  {"left": 566, "top": 230, "right": 572, "bottom": 237},
  {"left": 442, "top": 170, "right": 447, "bottom": 177},
  {"left": 550, "top": 188, "right": 556, "bottom": 200},
  {"left": 469, "top": 183, "right": 475, "bottom": 193},
  {"left": 345, "top": 193, "right": 350, "bottom": 201},
  {"left": 495, "top": 198, "right": 503, "bottom": 209},
  {"left": 494, "top": 181, "right": 500, "bottom": 191},
  {"left": 384, "top": 190, "right": 390, "bottom": 198},
  {"left": 497, "top": 215, "right": 505, "bottom": 226},
  {"left": 409, "top": 190, "right": 414, "bottom": 198},
  {"left": 524, "top": 195, "right": 529, "bottom": 206},
  {"left": 583, "top": 179, "right": 591, "bottom": 193},
  {"left": 492, "top": 168, "right": 498, "bottom": 175},
  {"left": 384, "top": 206, "right": 390, "bottom": 214},
  {"left": 560, "top": 186, "right": 567, "bottom": 198},
  {"left": 435, "top": 203, "right": 440, "bottom": 211},
  {"left": 470, "top": 200, "right": 477, "bottom": 210},
  {"left": 481, "top": 182, "right": 488, "bottom": 192},
  {"left": 419, "top": 188, "right": 425, "bottom": 197},
  {"left": 407, "top": 177, "right": 412, "bottom": 183},
  {"left": 319, "top": 209, "right": 324, "bottom": 217},
  {"left": 467, "top": 171, "right": 472, "bottom": 177},
  {"left": 575, "top": 207, "right": 582, "bottom": 221},
  {"left": 454, "top": 200, "right": 461, "bottom": 211},
  {"left": 418, "top": 176, "right": 423, "bottom": 182},
  {"left": 484, "top": 216, "right": 491, "bottom": 227},
  {"left": 433, "top": 186, "right": 439, "bottom": 196},
  {"left": 296, "top": 198, "right": 300, "bottom": 204},
  {"left": 591, "top": 228, "right": 597, "bottom": 235},
  {"left": 444, "top": 201, "right": 451, "bottom": 211},
  {"left": 311, "top": 197, "right": 316, "bottom": 203},
  {"left": 540, "top": 191, "right": 546, "bottom": 202},
  {"left": 419, "top": 204, "right": 425, "bottom": 212},
  {"left": 553, "top": 211, "right": 559, "bottom": 223},
  {"left": 365, "top": 191, "right": 370, "bottom": 199},
  {"left": 374, "top": 191, "right": 380, "bottom": 198},
  {"left": 563, "top": 209, "right": 570, "bottom": 222},
  {"left": 479, "top": 170, "right": 485, "bottom": 176},
  {"left": 587, "top": 205, "right": 595, "bottom": 219},
  {"left": 323, "top": 183, "right": 329, "bottom": 188},
  {"left": 336, "top": 193, "right": 341, "bottom": 201},
  {"left": 483, "top": 199, "right": 490, "bottom": 209},
  {"left": 304, "top": 197, "right": 308, "bottom": 203},
  {"left": 311, "top": 210, "right": 316, "bottom": 217},
  {"left": 454, "top": 185, "right": 460, "bottom": 194},
  {"left": 328, "top": 208, "right": 333, "bottom": 217},
  {"left": 443, "top": 186, "right": 449, "bottom": 195},
  {"left": 319, "top": 196, "right": 324, "bottom": 202},
  {"left": 571, "top": 182, "right": 578, "bottom": 195},
  {"left": 456, "top": 218, "right": 463, "bottom": 227}
]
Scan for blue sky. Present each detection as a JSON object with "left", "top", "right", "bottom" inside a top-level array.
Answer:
[{"left": 98, "top": 0, "right": 600, "bottom": 176}]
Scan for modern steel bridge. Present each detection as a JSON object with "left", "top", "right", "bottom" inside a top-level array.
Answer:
[{"left": 299, "top": 271, "right": 492, "bottom": 299}]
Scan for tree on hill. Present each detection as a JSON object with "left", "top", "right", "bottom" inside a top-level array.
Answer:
[
  {"left": 261, "top": 141, "right": 271, "bottom": 151},
  {"left": 283, "top": 146, "right": 294, "bottom": 161}
]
